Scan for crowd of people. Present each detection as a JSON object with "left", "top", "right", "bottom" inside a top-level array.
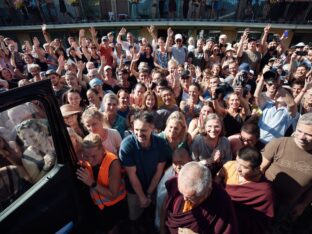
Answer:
[{"left": 0, "top": 23, "right": 312, "bottom": 234}]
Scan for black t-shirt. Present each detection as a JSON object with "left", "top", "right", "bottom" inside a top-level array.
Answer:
[{"left": 138, "top": 53, "right": 155, "bottom": 70}]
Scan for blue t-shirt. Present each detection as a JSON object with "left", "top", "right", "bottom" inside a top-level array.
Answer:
[
  {"left": 119, "top": 134, "right": 171, "bottom": 194},
  {"left": 112, "top": 114, "right": 127, "bottom": 139},
  {"left": 259, "top": 101, "right": 298, "bottom": 144}
]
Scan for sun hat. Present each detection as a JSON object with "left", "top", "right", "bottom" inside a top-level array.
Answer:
[{"left": 60, "top": 104, "right": 80, "bottom": 117}]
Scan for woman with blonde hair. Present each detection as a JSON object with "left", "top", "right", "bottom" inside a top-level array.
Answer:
[
  {"left": 158, "top": 111, "right": 191, "bottom": 161},
  {"left": 190, "top": 113, "right": 232, "bottom": 175},
  {"left": 81, "top": 107, "right": 121, "bottom": 155},
  {"left": 200, "top": 68, "right": 212, "bottom": 99},
  {"left": 76, "top": 133, "right": 127, "bottom": 233},
  {"left": 100, "top": 93, "right": 127, "bottom": 138},
  {"left": 166, "top": 59, "right": 181, "bottom": 97}
]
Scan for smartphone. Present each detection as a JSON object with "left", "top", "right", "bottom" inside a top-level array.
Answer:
[{"left": 283, "top": 30, "right": 288, "bottom": 38}]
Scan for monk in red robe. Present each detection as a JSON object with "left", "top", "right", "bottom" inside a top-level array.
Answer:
[
  {"left": 163, "top": 161, "right": 238, "bottom": 234},
  {"left": 217, "top": 146, "right": 275, "bottom": 234}
]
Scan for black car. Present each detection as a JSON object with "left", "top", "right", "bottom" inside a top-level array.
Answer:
[{"left": 0, "top": 80, "right": 88, "bottom": 233}]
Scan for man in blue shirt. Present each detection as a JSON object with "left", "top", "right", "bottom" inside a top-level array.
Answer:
[
  {"left": 119, "top": 111, "right": 171, "bottom": 230},
  {"left": 254, "top": 68, "right": 298, "bottom": 144}
]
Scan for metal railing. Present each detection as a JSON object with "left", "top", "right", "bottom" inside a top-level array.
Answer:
[{"left": 0, "top": 0, "right": 311, "bottom": 27}]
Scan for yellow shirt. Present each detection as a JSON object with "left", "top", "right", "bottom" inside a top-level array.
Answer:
[
  {"left": 222, "top": 161, "right": 239, "bottom": 185},
  {"left": 182, "top": 200, "right": 195, "bottom": 213}
]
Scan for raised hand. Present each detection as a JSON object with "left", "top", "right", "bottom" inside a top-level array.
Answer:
[
  {"left": 290, "top": 51, "right": 297, "bottom": 61},
  {"left": 147, "top": 25, "right": 155, "bottom": 34},
  {"left": 89, "top": 27, "right": 98, "bottom": 37},
  {"left": 76, "top": 60, "right": 85, "bottom": 71},
  {"left": 167, "top": 27, "right": 174, "bottom": 37},
  {"left": 264, "top": 24, "right": 271, "bottom": 34},
  {"left": 81, "top": 37, "right": 87, "bottom": 48},
  {"left": 132, "top": 52, "right": 140, "bottom": 61},
  {"left": 119, "top": 27, "right": 127, "bottom": 36},
  {"left": 58, "top": 55, "right": 66, "bottom": 67},
  {"left": 41, "top": 24, "right": 47, "bottom": 32},
  {"left": 79, "top": 28, "right": 85, "bottom": 38},
  {"left": 33, "top": 37, "right": 40, "bottom": 47},
  {"left": 76, "top": 166, "right": 94, "bottom": 187},
  {"left": 212, "top": 149, "right": 222, "bottom": 163},
  {"left": 303, "top": 75, "right": 312, "bottom": 90}
]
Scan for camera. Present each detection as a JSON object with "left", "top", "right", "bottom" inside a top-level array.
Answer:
[
  {"left": 295, "top": 51, "right": 308, "bottom": 56},
  {"left": 215, "top": 83, "right": 234, "bottom": 99},
  {"left": 235, "top": 71, "right": 248, "bottom": 87}
]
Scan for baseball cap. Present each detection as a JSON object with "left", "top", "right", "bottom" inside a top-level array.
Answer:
[
  {"left": 263, "top": 68, "right": 279, "bottom": 83},
  {"left": 89, "top": 78, "right": 103, "bottom": 88},
  {"left": 238, "top": 63, "right": 250, "bottom": 72},
  {"left": 269, "top": 57, "right": 277, "bottom": 62},
  {"left": 206, "top": 37, "right": 215, "bottom": 43},
  {"left": 101, "top": 36, "right": 109, "bottom": 41},
  {"left": 175, "top": 34, "right": 183, "bottom": 41},
  {"left": 107, "top": 31, "right": 114, "bottom": 37},
  {"left": 181, "top": 70, "right": 191, "bottom": 79},
  {"left": 225, "top": 45, "right": 235, "bottom": 52},
  {"left": 294, "top": 42, "right": 305, "bottom": 48},
  {"left": 45, "top": 69, "right": 58, "bottom": 76},
  {"left": 104, "top": 65, "right": 112, "bottom": 71}
]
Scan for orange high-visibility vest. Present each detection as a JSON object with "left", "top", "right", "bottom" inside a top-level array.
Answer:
[{"left": 80, "top": 152, "right": 126, "bottom": 210}]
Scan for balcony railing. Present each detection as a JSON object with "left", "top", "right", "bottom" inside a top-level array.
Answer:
[{"left": 0, "top": 0, "right": 311, "bottom": 27}]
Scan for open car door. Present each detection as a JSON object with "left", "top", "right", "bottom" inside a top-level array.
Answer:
[{"left": 0, "top": 80, "right": 86, "bottom": 233}]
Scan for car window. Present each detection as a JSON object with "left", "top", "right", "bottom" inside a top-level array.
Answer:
[{"left": 0, "top": 101, "right": 56, "bottom": 212}]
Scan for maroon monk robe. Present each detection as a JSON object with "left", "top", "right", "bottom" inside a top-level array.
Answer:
[
  {"left": 225, "top": 176, "right": 274, "bottom": 234},
  {"left": 165, "top": 177, "right": 238, "bottom": 234}
]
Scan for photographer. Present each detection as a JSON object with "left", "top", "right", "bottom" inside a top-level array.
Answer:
[
  {"left": 289, "top": 42, "right": 311, "bottom": 83},
  {"left": 233, "top": 62, "right": 256, "bottom": 93}
]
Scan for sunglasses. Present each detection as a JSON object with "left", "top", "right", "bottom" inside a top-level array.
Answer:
[
  {"left": 266, "top": 82, "right": 278, "bottom": 86},
  {"left": 239, "top": 135, "right": 254, "bottom": 144}
]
